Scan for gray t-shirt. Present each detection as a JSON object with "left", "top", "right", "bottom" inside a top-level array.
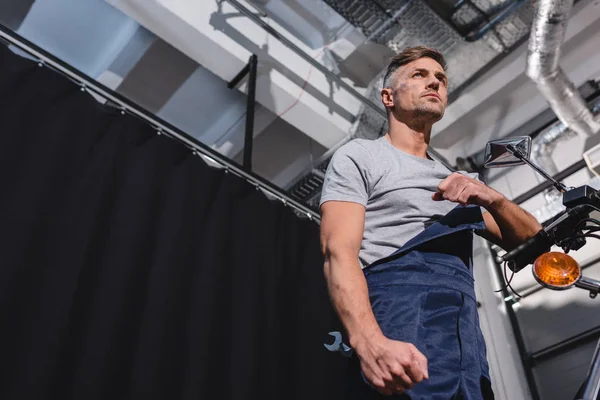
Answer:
[{"left": 319, "top": 136, "right": 482, "bottom": 268}]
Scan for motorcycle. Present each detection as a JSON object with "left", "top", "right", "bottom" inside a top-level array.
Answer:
[{"left": 483, "top": 136, "right": 600, "bottom": 400}]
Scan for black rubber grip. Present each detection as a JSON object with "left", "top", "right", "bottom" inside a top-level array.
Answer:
[{"left": 502, "top": 231, "right": 553, "bottom": 273}]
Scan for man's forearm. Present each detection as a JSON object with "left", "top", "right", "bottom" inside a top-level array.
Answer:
[
  {"left": 323, "top": 253, "right": 382, "bottom": 350},
  {"left": 487, "top": 196, "right": 542, "bottom": 248},
  {"left": 435, "top": 173, "right": 543, "bottom": 249}
]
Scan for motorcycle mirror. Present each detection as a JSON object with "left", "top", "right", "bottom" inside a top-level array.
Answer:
[
  {"left": 533, "top": 252, "right": 581, "bottom": 290},
  {"left": 484, "top": 136, "right": 532, "bottom": 168}
]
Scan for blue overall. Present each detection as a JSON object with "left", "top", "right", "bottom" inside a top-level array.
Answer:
[{"left": 345, "top": 205, "right": 494, "bottom": 400}]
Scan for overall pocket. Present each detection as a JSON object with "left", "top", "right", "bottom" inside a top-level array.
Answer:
[{"left": 369, "top": 285, "right": 428, "bottom": 347}]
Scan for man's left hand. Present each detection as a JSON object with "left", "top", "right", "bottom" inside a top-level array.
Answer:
[{"left": 432, "top": 172, "right": 502, "bottom": 209}]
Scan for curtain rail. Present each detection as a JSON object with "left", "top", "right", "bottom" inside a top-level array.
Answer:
[{"left": 0, "top": 23, "right": 321, "bottom": 223}]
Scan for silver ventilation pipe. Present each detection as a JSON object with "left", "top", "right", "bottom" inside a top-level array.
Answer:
[
  {"left": 526, "top": 0, "right": 600, "bottom": 138},
  {"left": 531, "top": 122, "right": 576, "bottom": 203}
]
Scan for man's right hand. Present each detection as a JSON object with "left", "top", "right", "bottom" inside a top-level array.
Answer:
[{"left": 356, "top": 335, "right": 429, "bottom": 396}]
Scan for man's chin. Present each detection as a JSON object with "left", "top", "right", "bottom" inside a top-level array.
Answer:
[{"left": 414, "top": 107, "right": 445, "bottom": 123}]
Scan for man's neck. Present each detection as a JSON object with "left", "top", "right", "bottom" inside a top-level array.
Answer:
[{"left": 385, "top": 120, "right": 432, "bottom": 159}]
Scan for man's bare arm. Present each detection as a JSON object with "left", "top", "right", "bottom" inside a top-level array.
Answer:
[
  {"left": 320, "top": 201, "right": 382, "bottom": 349},
  {"left": 433, "top": 172, "right": 542, "bottom": 251},
  {"left": 480, "top": 198, "right": 542, "bottom": 250},
  {"left": 320, "top": 201, "right": 428, "bottom": 396}
]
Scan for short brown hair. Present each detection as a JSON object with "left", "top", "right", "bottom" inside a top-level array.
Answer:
[{"left": 382, "top": 46, "right": 447, "bottom": 88}]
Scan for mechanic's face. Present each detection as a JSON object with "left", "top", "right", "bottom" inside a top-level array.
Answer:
[{"left": 381, "top": 57, "right": 448, "bottom": 124}]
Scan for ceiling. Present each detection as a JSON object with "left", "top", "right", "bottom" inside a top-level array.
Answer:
[
  {"left": 276, "top": 0, "right": 600, "bottom": 208},
  {"left": 3, "top": 0, "right": 600, "bottom": 211}
]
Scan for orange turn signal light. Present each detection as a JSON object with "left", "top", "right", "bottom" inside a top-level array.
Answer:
[{"left": 533, "top": 252, "right": 581, "bottom": 289}]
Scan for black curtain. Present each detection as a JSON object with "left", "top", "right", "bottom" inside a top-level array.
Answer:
[{"left": 0, "top": 43, "right": 347, "bottom": 399}]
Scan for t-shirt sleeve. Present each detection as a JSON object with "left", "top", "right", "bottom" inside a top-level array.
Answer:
[{"left": 319, "top": 142, "right": 373, "bottom": 208}]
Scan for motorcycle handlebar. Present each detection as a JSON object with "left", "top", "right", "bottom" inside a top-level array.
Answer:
[
  {"left": 502, "top": 230, "right": 553, "bottom": 273},
  {"left": 502, "top": 186, "right": 600, "bottom": 272}
]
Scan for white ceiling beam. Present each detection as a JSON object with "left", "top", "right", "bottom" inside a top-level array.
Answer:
[{"left": 106, "top": 0, "right": 365, "bottom": 149}]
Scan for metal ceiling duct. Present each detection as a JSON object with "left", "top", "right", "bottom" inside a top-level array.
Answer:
[
  {"left": 530, "top": 122, "right": 576, "bottom": 204},
  {"left": 286, "top": 0, "right": 539, "bottom": 209},
  {"left": 526, "top": 0, "right": 600, "bottom": 138}
]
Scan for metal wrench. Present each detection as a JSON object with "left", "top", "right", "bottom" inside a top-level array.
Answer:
[
  {"left": 324, "top": 332, "right": 376, "bottom": 388},
  {"left": 323, "top": 331, "right": 353, "bottom": 357}
]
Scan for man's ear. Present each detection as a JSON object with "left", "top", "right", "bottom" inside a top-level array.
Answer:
[{"left": 381, "top": 88, "right": 394, "bottom": 108}]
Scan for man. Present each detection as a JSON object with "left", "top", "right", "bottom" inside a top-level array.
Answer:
[{"left": 319, "top": 46, "right": 542, "bottom": 399}]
